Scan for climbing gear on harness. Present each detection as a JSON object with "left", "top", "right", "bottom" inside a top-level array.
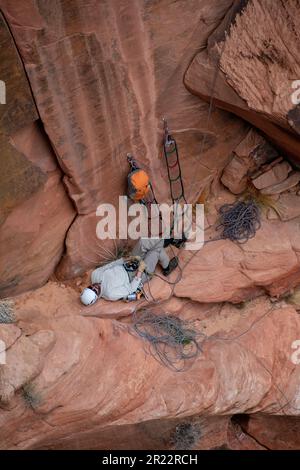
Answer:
[
  {"left": 125, "top": 288, "right": 144, "bottom": 302},
  {"left": 127, "top": 154, "right": 139, "bottom": 171},
  {"left": 127, "top": 154, "right": 150, "bottom": 202},
  {"left": 162, "top": 256, "right": 179, "bottom": 276}
]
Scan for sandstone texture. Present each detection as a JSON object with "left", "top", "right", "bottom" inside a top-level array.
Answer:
[
  {"left": 0, "top": 285, "right": 300, "bottom": 450},
  {"left": 185, "top": 0, "right": 300, "bottom": 167},
  {"left": 0, "top": 0, "right": 249, "bottom": 280},
  {"left": 1, "top": 0, "right": 300, "bottom": 451},
  {"left": 0, "top": 11, "right": 75, "bottom": 297},
  {"left": 221, "top": 128, "right": 280, "bottom": 194},
  {"left": 0, "top": 171, "right": 75, "bottom": 297},
  {"left": 252, "top": 162, "right": 292, "bottom": 190},
  {"left": 175, "top": 219, "right": 300, "bottom": 303}
]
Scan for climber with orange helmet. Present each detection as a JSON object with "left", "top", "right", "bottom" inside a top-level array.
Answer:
[{"left": 127, "top": 154, "right": 151, "bottom": 202}]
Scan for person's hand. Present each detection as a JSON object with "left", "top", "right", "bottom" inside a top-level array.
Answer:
[{"left": 138, "top": 260, "right": 146, "bottom": 273}]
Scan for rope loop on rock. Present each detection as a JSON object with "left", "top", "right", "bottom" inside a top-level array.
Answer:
[
  {"left": 132, "top": 308, "right": 204, "bottom": 371},
  {"left": 217, "top": 200, "right": 261, "bottom": 244}
]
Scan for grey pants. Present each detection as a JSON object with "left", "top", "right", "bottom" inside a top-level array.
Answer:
[{"left": 130, "top": 238, "right": 170, "bottom": 279}]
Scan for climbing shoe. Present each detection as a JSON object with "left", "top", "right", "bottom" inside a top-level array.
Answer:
[
  {"left": 163, "top": 238, "right": 172, "bottom": 248},
  {"left": 170, "top": 234, "right": 187, "bottom": 249},
  {"left": 162, "top": 256, "right": 179, "bottom": 276},
  {"left": 163, "top": 235, "right": 187, "bottom": 249}
]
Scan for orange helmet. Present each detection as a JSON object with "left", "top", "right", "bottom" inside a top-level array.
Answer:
[{"left": 127, "top": 169, "right": 150, "bottom": 202}]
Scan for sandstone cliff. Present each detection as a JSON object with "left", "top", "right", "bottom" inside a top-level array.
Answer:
[
  {"left": 1, "top": 0, "right": 300, "bottom": 451},
  {"left": 0, "top": 0, "right": 248, "bottom": 291}
]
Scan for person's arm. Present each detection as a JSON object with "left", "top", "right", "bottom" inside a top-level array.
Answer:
[
  {"left": 128, "top": 273, "right": 142, "bottom": 294},
  {"left": 100, "top": 260, "right": 146, "bottom": 301},
  {"left": 127, "top": 260, "right": 145, "bottom": 294},
  {"left": 91, "top": 258, "right": 124, "bottom": 284}
]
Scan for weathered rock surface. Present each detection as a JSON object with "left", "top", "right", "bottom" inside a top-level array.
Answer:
[
  {"left": 219, "top": 0, "right": 300, "bottom": 130},
  {"left": 221, "top": 128, "right": 279, "bottom": 194},
  {"left": 238, "top": 415, "right": 300, "bottom": 450},
  {"left": 261, "top": 171, "right": 300, "bottom": 195},
  {"left": 0, "top": 11, "right": 39, "bottom": 225},
  {"left": 0, "top": 285, "right": 299, "bottom": 449},
  {"left": 0, "top": 0, "right": 249, "bottom": 279},
  {"left": 0, "top": 12, "right": 75, "bottom": 296},
  {"left": 252, "top": 161, "right": 292, "bottom": 190},
  {"left": 277, "top": 193, "right": 300, "bottom": 221},
  {"left": 0, "top": 171, "right": 75, "bottom": 297},
  {"left": 1, "top": 0, "right": 300, "bottom": 452},
  {"left": 174, "top": 215, "right": 300, "bottom": 303},
  {"left": 185, "top": 0, "right": 300, "bottom": 167}
]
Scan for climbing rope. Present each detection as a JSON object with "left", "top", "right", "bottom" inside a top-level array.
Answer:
[
  {"left": 124, "top": 6, "right": 300, "bottom": 416},
  {"left": 217, "top": 200, "right": 261, "bottom": 244},
  {"left": 132, "top": 307, "right": 204, "bottom": 371}
]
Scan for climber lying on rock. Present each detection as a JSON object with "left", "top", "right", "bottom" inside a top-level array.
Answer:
[{"left": 80, "top": 237, "right": 184, "bottom": 305}]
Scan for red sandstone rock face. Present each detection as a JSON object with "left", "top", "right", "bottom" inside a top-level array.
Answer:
[
  {"left": 219, "top": 0, "right": 300, "bottom": 129},
  {"left": 1, "top": 0, "right": 300, "bottom": 451},
  {"left": 0, "top": 285, "right": 299, "bottom": 449},
  {"left": 221, "top": 128, "right": 280, "bottom": 194},
  {"left": 240, "top": 415, "right": 300, "bottom": 450},
  {"left": 0, "top": 12, "right": 75, "bottom": 297},
  {"left": 0, "top": 171, "right": 75, "bottom": 297},
  {"left": 0, "top": 0, "right": 248, "bottom": 279},
  {"left": 0, "top": 11, "right": 40, "bottom": 225},
  {"left": 185, "top": 0, "right": 300, "bottom": 167},
  {"left": 174, "top": 216, "right": 300, "bottom": 303}
]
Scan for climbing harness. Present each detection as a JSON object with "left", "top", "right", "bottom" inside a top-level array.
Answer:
[{"left": 125, "top": 289, "right": 144, "bottom": 302}]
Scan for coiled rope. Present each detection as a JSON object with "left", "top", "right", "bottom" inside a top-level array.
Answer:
[
  {"left": 132, "top": 308, "right": 204, "bottom": 371},
  {"left": 217, "top": 200, "right": 261, "bottom": 244}
]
